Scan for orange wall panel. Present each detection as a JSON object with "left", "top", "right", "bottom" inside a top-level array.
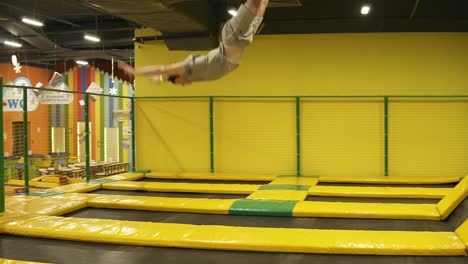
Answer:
[{"left": 1, "top": 64, "right": 53, "bottom": 156}]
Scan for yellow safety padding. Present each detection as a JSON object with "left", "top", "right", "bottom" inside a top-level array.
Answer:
[
  {"left": 147, "top": 172, "right": 277, "bottom": 181},
  {"left": 40, "top": 176, "right": 62, "bottom": 183},
  {"left": 309, "top": 186, "right": 450, "bottom": 199},
  {"left": 102, "top": 181, "right": 259, "bottom": 194},
  {"left": 293, "top": 201, "right": 440, "bottom": 220},
  {"left": 7, "top": 180, "right": 58, "bottom": 188},
  {"left": 455, "top": 219, "right": 468, "bottom": 249},
  {"left": 87, "top": 194, "right": 236, "bottom": 214},
  {"left": 104, "top": 172, "right": 145, "bottom": 181},
  {"left": 319, "top": 175, "right": 462, "bottom": 184},
  {"left": 48, "top": 183, "right": 101, "bottom": 194},
  {"left": 437, "top": 176, "right": 468, "bottom": 220},
  {"left": 7, "top": 180, "right": 26, "bottom": 186},
  {"left": 247, "top": 190, "right": 309, "bottom": 201},
  {"left": 5, "top": 196, "right": 40, "bottom": 209},
  {"left": 270, "top": 177, "right": 318, "bottom": 185},
  {"left": 68, "top": 178, "right": 85, "bottom": 184},
  {"left": 0, "top": 215, "right": 465, "bottom": 255},
  {"left": 5, "top": 194, "right": 87, "bottom": 216},
  {"left": 29, "top": 176, "right": 44, "bottom": 182},
  {"left": 0, "top": 258, "right": 48, "bottom": 264},
  {"left": 145, "top": 172, "right": 178, "bottom": 178},
  {"left": 31, "top": 182, "right": 60, "bottom": 188}
]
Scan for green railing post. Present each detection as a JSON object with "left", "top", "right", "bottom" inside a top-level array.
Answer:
[
  {"left": 384, "top": 96, "right": 389, "bottom": 176},
  {"left": 0, "top": 76, "right": 4, "bottom": 211},
  {"left": 23, "top": 87, "right": 29, "bottom": 194},
  {"left": 209, "top": 97, "right": 214, "bottom": 173},
  {"left": 296, "top": 97, "right": 301, "bottom": 176},
  {"left": 131, "top": 97, "right": 137, "bottom": 171},
  {"left": 84, "top": 94, "right": 91, "bottom": 182}
]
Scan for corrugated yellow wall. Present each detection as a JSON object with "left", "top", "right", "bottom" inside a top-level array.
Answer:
[
  {"left": 135, "top": 33, "right": 468, "bottom": 96},
  {"left": 389, "top": 99, "right": 468, "bottom": 176},
  {"left": 214, "top": 99, "right": 296, "bottom": 174},
  {"left": 135, "top": 33, "right": 468, "bottom": 176},
  {"left": 136, "top": 99, "right": 210, "bottom": 172},
  {"left": 301, "top": 99, "right": 384, "bottom": 176}
]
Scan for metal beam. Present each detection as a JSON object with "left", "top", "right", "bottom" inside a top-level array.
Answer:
[
  {"left": 0, "top": 2, "right": 80, "bottom": 27},
  {"left": 46, "top": 26, "right": 136, "bottom": 35},
  {"left": 61, "top": 37, "right": 133, "bottom": 47},
  {"left": 410, "top": 0, "right": 421, "bottom": 20},
  {"left": 0, "top": 49, "right": 133, "bottom": 62},
  {"left": 0, "top": 12, "right": 64, "bottom": 51}
]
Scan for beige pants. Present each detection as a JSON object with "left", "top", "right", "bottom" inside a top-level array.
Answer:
[{"left": 184, "top": 5, "right": 263, "bottom": 81}]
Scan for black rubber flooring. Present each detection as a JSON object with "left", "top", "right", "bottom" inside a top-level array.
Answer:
[
  {"left": 317, "top": 182, "right": 457, "bottom": 188},
  {"left": 139, "top": 178, "right": 268, "bottom": 185},
  {"left": 306, "top": 196, "right": 440, "bottom": 204}
]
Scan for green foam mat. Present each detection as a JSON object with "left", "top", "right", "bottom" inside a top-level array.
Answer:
[
  {"left": 259, "top": 184, "right": 311, "bottom": 191},
  {"left": 229, "top": 199, "right": 298, "bottom": 217}
]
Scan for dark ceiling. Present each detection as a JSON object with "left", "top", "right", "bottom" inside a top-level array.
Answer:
[{"left": 0, "top": 0, "right": 467, "bottom": 66}]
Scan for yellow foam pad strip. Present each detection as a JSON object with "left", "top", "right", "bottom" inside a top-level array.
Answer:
[
  {"left": 147, "top": 172, "right": 277, "bottom": 181},
  {"left": 5, "top": 194, "right": 88, "bottom": 216},
  {"left": 293, "top": 201, "right": 441, "bottom": 220},
  {"left": 48, "top": 183, "right": 101, "bottom": 194},
  {"left": 0, "top": 215, "right": 464, "bottom": 256},
  {"left": 455, "top": 219, "right": 468, "bottom": 249},
  {"left": 436, "top": 176, "right": 468, "bottom": 220},
  {"left": 102, "top": 181, "right": 259, "bottom": 194},
  {"left": 87, "top": 195, "right": 236, "bottom": 214},
  {"left": 319, "top": 175, "right": 462, "bottom": 184},
  {"left": 0, "top": 258, "right": 48, "bottom": 264},
  {"left": 104, "top": 173, "right": 145, "bottom": 181},
  {"left": 7, "top": 180, "right": 58, "bottom": 188},
  {"left": 309, "top": 186, "right": 450, "bottom": 199},
  {"left": 247, "top": 190, "right": 309, "bottom": 201},
  {"left": 270, "top": 178, "right": 318, "bottom": 185}
]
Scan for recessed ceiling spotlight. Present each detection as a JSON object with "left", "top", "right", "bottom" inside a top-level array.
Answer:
[
  {"left": 76, "top": 60, "right": 89, "bottom": 66},
  {"left": 21, "top": 17, "right": 44, "bottom": 27},
  {"left": 3, "top": 40, "right": 22, "bottom": 48},
  {"left": 84, "top": 34, "right": 101, "bottom": 42},
  {"left": 361, "top": 5, "right": 371, "bottom": 15}
]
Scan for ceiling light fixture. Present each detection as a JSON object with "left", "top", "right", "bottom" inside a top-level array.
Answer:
[
  {"left": 361, "top": 5, "right": 371, "bottom": 15},
  {"left": 228, "top": 9, "right": 238, "bottom": 17},
  {"left": 76, "top": 60, "right": 89, "bottom": 66},
  {"left": 3, "top": 40, "right": 22, "bottom": 48},
  {"left": 21, "top": 17, "right": 44, "bottom": 27},
  {"left": 84, "top": 34, "right": 101, "bottom": 42}
]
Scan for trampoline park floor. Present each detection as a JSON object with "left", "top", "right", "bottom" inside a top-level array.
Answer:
[{"left": 0, "top": 172, "right": 467, "bottom": 264}]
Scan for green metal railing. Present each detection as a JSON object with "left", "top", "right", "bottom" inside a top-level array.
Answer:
[
  {"left": 209, "top": 97, "right": 215, "bottom": 173},
  {"left": 296, "top": 97, "right": 301, "bottom": 176},
  {"left": 0, "top": 82, "right": 135, "bottom": 208},
  {"left": 84, "top": 94, "right": 91, "bottom": 183},
  {"left": 138, "top": 94, "right": 468, "bottom": 178},
  {"left": 0, "top": 76, "right": 4, "bottom": 212},
  {"left": 384, "top": 96, "right": 389, "bottom": 176},
  {"left": 3, "top": 76, "right": 468, "bottom": 213},
  {"left": 23, "top": 87, "right": 29, "bottom": 194}
]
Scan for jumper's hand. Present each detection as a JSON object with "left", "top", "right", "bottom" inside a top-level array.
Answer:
[
  {"left": 119, "top": 61, "right": 190, "bottom": 85},
  {"left": 117, "top": 61, "right": 135, "bottom": 78}
]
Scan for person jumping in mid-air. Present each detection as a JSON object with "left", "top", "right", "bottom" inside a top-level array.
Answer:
[{"left": 120, "top": 0, "right": 268, "bottom": 85}]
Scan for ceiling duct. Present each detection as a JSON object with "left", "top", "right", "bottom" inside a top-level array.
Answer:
[
  {"left": 269, "top": 0, "right": 302, "bottom": 8},
  {"left": 80, "top": 0, "right": 212, "bottom": 33}
]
